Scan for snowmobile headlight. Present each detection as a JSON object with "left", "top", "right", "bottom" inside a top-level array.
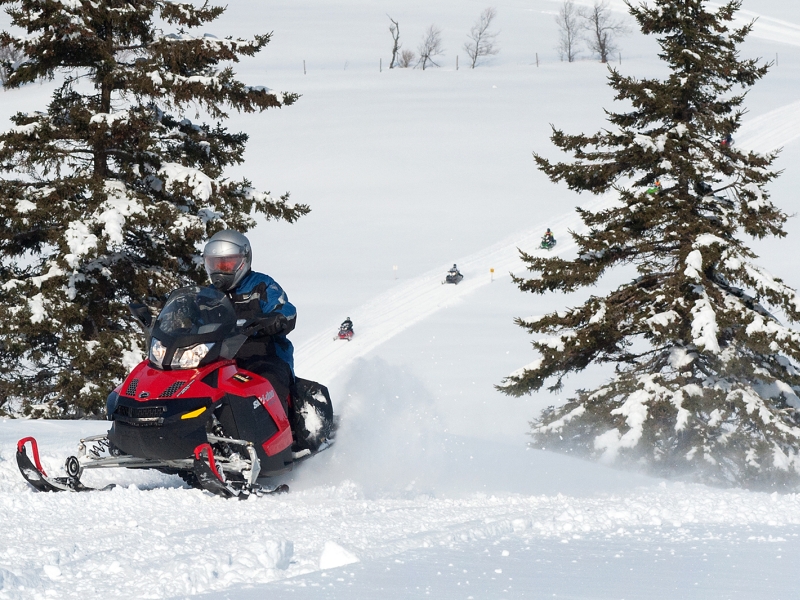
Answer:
[
  {"left": 149, "top": 338, "right": 167, "bottom": 367},
  {"left": 171, "top": 343, "right": 214, "bottom": 369}
]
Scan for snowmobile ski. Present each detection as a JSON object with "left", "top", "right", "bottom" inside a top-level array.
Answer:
[
  {"left": 192, "top": 443, "right": 289, "bottom": 499},
  {"left": 16, "top": 437, "right": 114, "bottom": 493}
]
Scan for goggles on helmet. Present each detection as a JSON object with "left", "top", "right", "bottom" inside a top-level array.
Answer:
[{"left": 204, "top": 254, "right": 245, "bottom": 276}]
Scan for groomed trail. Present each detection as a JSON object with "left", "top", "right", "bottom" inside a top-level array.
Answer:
[{"left": 297, "top": 103, "right": 800, "bottom": 385}]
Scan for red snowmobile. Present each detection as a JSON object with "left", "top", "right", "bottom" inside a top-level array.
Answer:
[
  {"left": 335, "top": 320, "right": 354, "bottom": 341},
  {"left": 16, "top": 286, "right": 334, "bottom": 498}
]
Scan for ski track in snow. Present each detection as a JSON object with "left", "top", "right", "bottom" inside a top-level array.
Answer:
[
  {"left": 734, "top": 6, "right": 800, "bottom": 47},
  {"left": 737, "top": 100, "right": 800, "bottom": 154},
  {"left": 297, "top": 103, "right": 800, "bottom": 385}
]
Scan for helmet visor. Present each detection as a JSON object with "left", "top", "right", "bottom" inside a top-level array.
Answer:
[{"left": 204, "top": 254, "right": 245, "bottom": 276}]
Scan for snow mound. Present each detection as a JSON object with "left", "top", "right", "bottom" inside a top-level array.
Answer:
[{"left": 319, "top": 541, "right": 360, "bottom": 569}]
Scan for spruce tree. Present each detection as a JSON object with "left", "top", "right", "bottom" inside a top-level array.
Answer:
[
  {"left": 501, "top": 0, "right": 800, "bottom": 489},
  {"left": 0, "top": 1, "right": 307, "bottom": 417}
]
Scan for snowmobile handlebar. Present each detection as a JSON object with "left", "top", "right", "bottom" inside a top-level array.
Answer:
[
  {"left": 128, "top": 303, "right": 153, "bottom": 329},
  {"left": 241, "top": 313, "right": 288, "bottom": 337}
]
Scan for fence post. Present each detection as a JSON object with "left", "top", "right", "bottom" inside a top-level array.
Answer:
[{"left": 303, "top": 60, "right": 306, "bottom": 75}]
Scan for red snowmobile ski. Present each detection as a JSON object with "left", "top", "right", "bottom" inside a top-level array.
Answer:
[{"left": 16, "top": 286, "right": 335, "bottom": 498}]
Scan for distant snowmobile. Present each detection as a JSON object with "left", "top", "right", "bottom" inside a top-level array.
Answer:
[
  {"left": 444, "top": 264, "right": 463, "bottom": 285},
  {"left": 16, "top": 285, "right": 336, "bottom": 498},
  {"left": 720, "top": 133, "right": 734, "bottom": 148},
  {"left": 540, "top": 229, "right": 557, "bottom": 250},
  {"left": 646, "top": 180, "right": 662, "bottom": 195},
  {"left": 335, "top": 318, "right": 354, "bottom": 341}
]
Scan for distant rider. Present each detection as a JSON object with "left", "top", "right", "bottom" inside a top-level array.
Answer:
[
  {"left": 543, "top": 228, "right": 555, "bottom": 244},
  {"left": 340, "top": 317, "right": 353, "bottom": 334},
  {"left": 721, "top": 133, "right": 734, "bottom": 148},
  {"left": 449, "top": 264, "right": 461, "bottom": 276},
  {"left": 202, "top": 230, "right": 296, "bottom": 404},
  {"left": 646, "top": 180, "right": 662, "bottom": 195}
]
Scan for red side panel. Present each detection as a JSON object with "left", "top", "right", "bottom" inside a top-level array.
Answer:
[
  {"left": 262, "top": 394, "right": 292, "bottom": 456},
  {"left": 218, "top": 367, "right": 293, "bottom": 457}
]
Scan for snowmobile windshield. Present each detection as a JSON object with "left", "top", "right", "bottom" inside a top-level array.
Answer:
[
  {"left": 155, "top": 286, "right": 235, "bottom": 337},
  {"left": 149, "top": 286, "right": 237, "bottom": 369}
]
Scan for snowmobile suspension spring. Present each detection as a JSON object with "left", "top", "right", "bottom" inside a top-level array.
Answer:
[{"left": 88, "top": 438, "right": 110, "bottom": 458}]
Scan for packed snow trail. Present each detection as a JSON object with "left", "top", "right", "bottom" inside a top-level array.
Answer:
[
  {"left": 737, "top": 100, "right": 800, "bottom": 154},
  {"left": 295, "top": 197, "right": 609, "bottom": 384},
  {"left": 730, "top": 5, "right": 800, "bottom": 47},
  {"left": 296, "top": 102, "right": 800, "bottom": 385}
]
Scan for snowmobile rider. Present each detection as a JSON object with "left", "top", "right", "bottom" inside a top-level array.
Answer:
[
  {"left": 340, "top": 317, "right": 353, "bottom": 333},
  {"left": 543, "top": 228, "right": 555, "bottom": 244},
  {"left": 449, "top": 264, "right": 461, "bottom": 276},
  {"left": 646, "top": 179, "right": 662, "bottom": 195},
  {"left": 202, "top": 230, "right": 296, "bottom": 404},
  {"left": 721, "top": 133, "right": 734, "bottom": 148}
]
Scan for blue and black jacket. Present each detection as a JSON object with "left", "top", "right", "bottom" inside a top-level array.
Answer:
[{"left": 229, "top": 270, "right": 296, "bottom": 374}]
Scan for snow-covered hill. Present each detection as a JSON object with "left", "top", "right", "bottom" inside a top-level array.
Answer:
[{"left": 3, "top": 1, "right": 800, "bottom": 598}]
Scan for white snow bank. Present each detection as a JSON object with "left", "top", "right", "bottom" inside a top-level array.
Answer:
[{"left": 319, "top": 541, "right": 359, "bottom": 569}]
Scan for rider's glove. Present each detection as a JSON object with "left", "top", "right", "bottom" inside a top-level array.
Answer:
[{"left": 260, "top": 312, "right": 288, "bottom": 336}]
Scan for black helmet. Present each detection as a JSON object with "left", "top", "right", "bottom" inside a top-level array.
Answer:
[{"left": 202, "top": 229, "right": 252, "bottom": 292}]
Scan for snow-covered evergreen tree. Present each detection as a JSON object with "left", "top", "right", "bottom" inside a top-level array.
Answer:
[
  {"left": 501, "top": 0, "right": 800, "bottom": 489},
  {"left": 0, "top": 0, "right": 307, "bottom": 416}
]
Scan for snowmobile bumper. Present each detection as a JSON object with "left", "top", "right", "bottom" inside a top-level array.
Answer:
[{"left": 108, "top": 395, "right": 212, "bottom": 460}]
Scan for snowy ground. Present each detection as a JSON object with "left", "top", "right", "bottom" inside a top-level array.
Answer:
[
  {"left": 3, "top": 0, "right": 800, "bottom": 598},
  {"left": 4, "top": 421, "right": 800, "bottom": 600}
]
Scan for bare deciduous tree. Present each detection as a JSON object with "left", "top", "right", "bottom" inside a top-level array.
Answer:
[
  {"left": 417, "top": 25, "right": 444, "bottom": 70},
  {"left": 398, "top": 49, "right": 416, "bottom": 68},
  {"left": 0, "top": 41, "right": 25, "bottom": 86},
  {"left": 388, "top": 15, "right": 401, "bottom": 69},
  {"left": 582, "top": 0, "right": 628, "bottom": 63},
  {"left": 556, "top": 0, "right": 581, "bottom": 63},
  {"left": 464, "top": 7, "right": 499, "bottom": 69}
]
